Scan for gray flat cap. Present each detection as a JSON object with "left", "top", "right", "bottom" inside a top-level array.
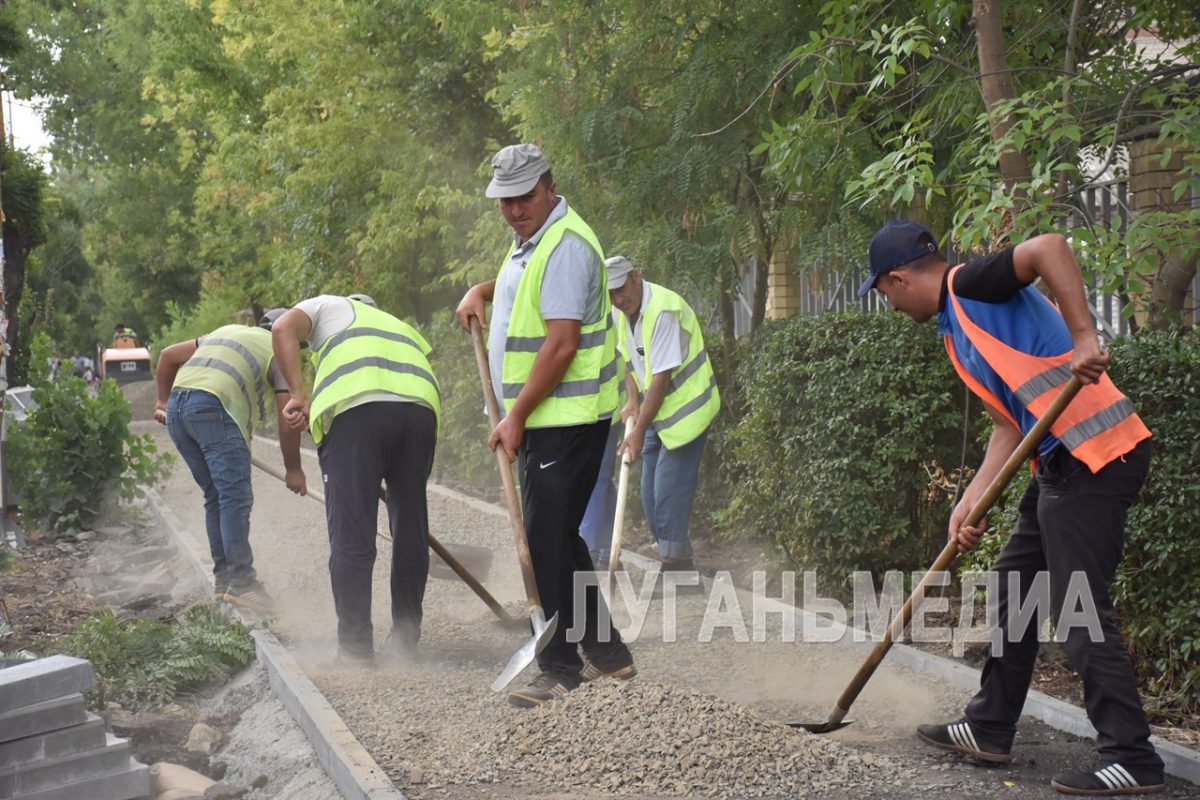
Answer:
[
  {"left": 486, "top": 144, "right": 550, "bottom": 199},
  {"left": 606, "top": 256, "right": 635, "bottom": 290}
]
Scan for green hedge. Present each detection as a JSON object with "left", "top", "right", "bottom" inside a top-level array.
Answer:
[
  {"left": 723, "top": 319, "right": 1199, "bottom": 712},
  {"left": 719, "top": 312, "right": 985, "bottom": 581},
  {"left": 1102, "top": 332, "right": 1199, "bottom": 713}
]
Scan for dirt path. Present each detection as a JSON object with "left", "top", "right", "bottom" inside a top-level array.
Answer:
[{"left": 147, "top": 424, "right": 1196, "bottom": 799}]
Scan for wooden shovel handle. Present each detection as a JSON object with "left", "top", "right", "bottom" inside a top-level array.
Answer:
[
  {"left": 832, "top": 376, "right": 1084, "bottom": 716},
  {"left": 469, "top": 317, "right": 543, "bottom": 609},
  {"left": 607, "top": 416, "right": 637, "bottom": 580}
]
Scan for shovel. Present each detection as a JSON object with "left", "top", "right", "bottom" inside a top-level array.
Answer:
[
  {"left": 606, "top": 416, "right": 637, "bottom": 598},
  {"left": 469, "top": 318, "right": 558, "bottom": 691},
  {"left": 790, "top": 376, "right": 1083, "bottom": 733},
  {"left": 249, "top": 455, "right": 519, "bottom": 626}
]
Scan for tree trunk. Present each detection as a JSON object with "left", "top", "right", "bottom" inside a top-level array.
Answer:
[
  {"left": 1149, "top": 240, "right": 1199, "bottom": 332},
  {"left": 2, "top": 230, "right": 29, "bottom": 385},
  {"left": 972, "top": 0, "right": 1031, "bottom": 200}
]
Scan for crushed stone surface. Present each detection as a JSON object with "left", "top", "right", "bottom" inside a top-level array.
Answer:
[{"left": 146, "top": 425, "right": 1199, "bottom": 799}]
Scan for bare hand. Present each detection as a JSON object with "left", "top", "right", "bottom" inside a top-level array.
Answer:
[
  {"left": 948, "top": 497, "right": 988, "bottom": 553},
  {"left": 489, "top": 413, "right": 524, "bottom": 463},
  {"left": 1070, "top": 337, "right": 1110, "bottom": 385},
  {"left": 285, "top": 468, "right": 307, "bottom": 496},
  {"left": 153, "top": 404, "right": 167, "bottom": 425},
  {"left": 282, "top": 396, "right": 310, "bottom": 431},
  {"left": 617, "top": 426, "right": 643, "bottom": 463},
  {"left": 455, "top": 285, "right": 488, "bottom": 332},
  {"left": 619, "top": 400, "right": 638, "bottom": 423}
]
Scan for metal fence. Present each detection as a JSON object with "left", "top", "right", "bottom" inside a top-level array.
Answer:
[{"left": 734, "top": 179, "right": 1200, "bottom": 340}]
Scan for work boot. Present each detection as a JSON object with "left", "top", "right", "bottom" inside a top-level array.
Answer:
[
  {"left": 580, "top": 654, "right": 637, "bottom": 682},
  {"left": 213, "top": 579, "right": 230, "bottom": 600},
  {"left": 916, "top": 719, "right": 1012, "bottom": 764},
  {"left": 508, "top": 672, "right": 580, "bottom": 708},
  {"left": 380, "top": 631, "right": 421, "bottom": 667},
  {"left": 221, "top": 582, "right": 275, "bottom": 615},
  {"left": 1050, "top": 763, "right": 1165, "bottom": 796}
]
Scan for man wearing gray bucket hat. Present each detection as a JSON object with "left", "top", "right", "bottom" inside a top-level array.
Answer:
[
  {"left": 457, "top": 143, "right": 635, "bottom": 707},
  {"left": 607, "top": 256, "right": 719, "bottom": 581}
]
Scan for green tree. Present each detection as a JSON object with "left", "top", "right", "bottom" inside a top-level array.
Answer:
[
  {"left": 2, "top": 144, "right": 49, "bottom": 384},
  {"left": 763, "top": 0, "right": 1200, "bottom": 329}
]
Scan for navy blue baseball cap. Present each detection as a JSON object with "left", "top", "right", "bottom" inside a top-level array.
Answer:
[{"left": 858, "top": 220, "right": 939, "bottom": 296}]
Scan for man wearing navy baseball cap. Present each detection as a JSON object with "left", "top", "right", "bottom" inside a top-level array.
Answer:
[
  {"left": 859, "top": 222, "right": 1162, "bottom": 795},
  {"left": 857, "top": 219, "right": 939, "bottom": 297}
]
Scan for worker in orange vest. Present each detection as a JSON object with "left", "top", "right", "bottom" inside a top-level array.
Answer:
[{"left": 859, "top": 221, "right": 1162, "bottom": 797}]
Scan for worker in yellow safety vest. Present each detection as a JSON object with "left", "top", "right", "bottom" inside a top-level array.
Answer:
[
  {"left": 155, "top": 309, "right": 306, "bottom": 612},
  {"left": 606, "top": 256, "right": 719, "bottom": 582},
  {"left": 456, "top": 143, "right": 635, "bottom": 708},
  {"left": 272, "top": 294, "right": 439, "bottom": 667}
]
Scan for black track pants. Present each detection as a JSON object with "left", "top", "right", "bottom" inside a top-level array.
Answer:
[
  {"left": 518, "top": 419, "right": 631, "bottom": 678},
  {"left": 317, "top": 401, "right": 437, "bottom": 658},
  {"left": 965, "top": 439, "right": 1161, "bottom": 771}
]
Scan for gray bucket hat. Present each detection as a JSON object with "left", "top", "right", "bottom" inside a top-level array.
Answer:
[
  {"left": 486, "top": 144, "right": 550, "bottom": 199},
  {"left": 347, "top": 293, "right": 377, "bottom": 308},
  {"left": 605, "top": 256, "right": 635, "bottom": 290}
]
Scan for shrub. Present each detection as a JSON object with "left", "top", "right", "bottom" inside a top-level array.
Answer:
[
  {"left": 8, "top": 334, "right": 171, "bottom": 535},
  {"left": 62, "top": 604, "right": 255, "bottom": 710},
  {"left": 1105, "top": 332, "right": 1199, "bottom": 714},
  {"left": 720, "top": 312, "right": 985, "bottom": 584}
]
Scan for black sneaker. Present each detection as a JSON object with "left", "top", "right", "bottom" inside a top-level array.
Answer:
[
  {"left": 1050, "top": 763, "right": 1165, "bottom": 796},
  {"left": 221, "top": 582, "right": 275, "bottom": 614},
  {"left": 213, "top": 579, "right": 230, "bottom": 600},
  {"left": 507, "top": 672, "right": 580, "bottom": 708},
  {"left": 580, "top": 656, "right": 637, "bottom": 682},
  {"left": 916, "top": 719, "right": 1012, "bottom": 764}
]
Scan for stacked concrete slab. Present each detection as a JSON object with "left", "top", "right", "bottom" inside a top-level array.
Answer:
[{"left": 0, "top": 655, "right": 150, "bottom": 800}]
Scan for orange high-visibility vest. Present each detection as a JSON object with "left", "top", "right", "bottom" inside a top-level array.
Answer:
[{"left": 944, "top": 265, "right": 1149, "bottom": 473}]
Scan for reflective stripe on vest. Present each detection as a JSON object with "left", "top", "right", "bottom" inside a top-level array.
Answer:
[
  {"left": 173, "top": 325, "right": 274, "bottom": 443},
  {"left": 944, "top": 265, "right": 1149, "bottom": 472},
  {"left": 497, "top": 205, "right": 618, "bottom": 428},
  {"left": 626, "top": 282, "right": 720, "bottom": 449},
  {"left": 309, "top": 300, "right": 441, "bottom": 444}
]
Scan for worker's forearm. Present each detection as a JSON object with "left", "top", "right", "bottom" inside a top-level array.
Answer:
[
  {"left": 965, "top": 422, "right": 1023, "bottom": 506},
  {"left": 277, "top": 419, "right": 303, "bottom": 471},
  {"left": 507, "top": 340, "right": 577, "bottom": 421},
  {"left": 474, "top": 280, "right": 497, "bottom": 303},
  {"left": 155, "top": 365, "right": 179, "bottom": 406},
  {"left": 636, "top": 372, "right": 671, "bottom": 431},
  {"left": 154, "top": 344, "right": 193, "bottom": 405},
  {"left": 272, "top": 332, "right": 306, "bottom": 398}
]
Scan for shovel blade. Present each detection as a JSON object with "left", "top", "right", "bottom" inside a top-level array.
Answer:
[
  {"left": 491, "top": 607, "right": 558, "bottom": 692},
  {"left": 786, "top": 720, "right": 853, "bottom": 733}
]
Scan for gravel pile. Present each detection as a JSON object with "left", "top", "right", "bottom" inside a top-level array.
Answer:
[{"left": 473, "top": 679, "right": 903, "bottom": 798}]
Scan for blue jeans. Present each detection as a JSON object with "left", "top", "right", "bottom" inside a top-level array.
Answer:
[
  {"left": 580, "top": 422, "right": 622, "bottom": 562},
  {"left": 167, "top": 389, "right": 256, "bottom": 588},
  {"left": 641, "top": 426, "right": 708, "bottom": 560}
]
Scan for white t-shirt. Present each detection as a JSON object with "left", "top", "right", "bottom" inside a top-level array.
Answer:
[
  {"left": 620, "top": 281, "right": 686, "bottom": 387},
  {"left": 291, "top": 295, "right": 426, "bottom": 421}
]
